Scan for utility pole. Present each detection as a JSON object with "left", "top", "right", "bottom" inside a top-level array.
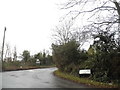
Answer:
[{"left": 1, "top": 27, "right": 6, "bottom": 62}]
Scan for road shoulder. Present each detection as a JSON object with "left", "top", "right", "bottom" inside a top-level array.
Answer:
[{"left": 53, "top": 70, "right": 119, "bottom": 88}]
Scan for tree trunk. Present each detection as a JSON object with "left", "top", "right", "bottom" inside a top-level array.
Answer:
[{"left": 114, "top": 1, "right": 120, "bottom": 39}]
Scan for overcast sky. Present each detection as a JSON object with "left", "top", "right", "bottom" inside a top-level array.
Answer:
[
  {"left": 0, "top": 0, "right": 91, "bottom": 57},
  {"left": 0, "top": 0, "right": 68, "bottom": 55}
]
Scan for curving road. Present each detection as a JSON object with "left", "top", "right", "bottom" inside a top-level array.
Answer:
[{"left": 2, "top": 67, "right": 89, "bottom": 88}]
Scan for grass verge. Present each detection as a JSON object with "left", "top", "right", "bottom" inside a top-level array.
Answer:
[
  {"left": 2, "top": 65, "right": 55, "bottom": 72},
  {"left": 54, "top": 70, "right": 119, "bottom": 88}
]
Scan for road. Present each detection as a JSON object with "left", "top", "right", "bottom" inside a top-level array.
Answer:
[{"left": 2, "top": 67, "right": 89, "bottom": 88}]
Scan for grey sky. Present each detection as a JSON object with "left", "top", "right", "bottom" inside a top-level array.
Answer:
[
  {"left": 0, "top": 0, "right": 66, "bottom": 55},
  {"left": 0, "top": 0, "right": 91, "bottom": 56}
]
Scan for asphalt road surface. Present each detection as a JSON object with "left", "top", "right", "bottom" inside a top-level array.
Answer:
[{"left": 2, "top": 67, "right": 89, "bottom": 88}]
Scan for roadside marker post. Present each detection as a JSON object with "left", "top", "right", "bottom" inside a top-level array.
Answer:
[{"left": 79, "top": 69, "right": 91, "bottom": 77}]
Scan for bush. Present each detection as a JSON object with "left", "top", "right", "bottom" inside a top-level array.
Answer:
[{"left": 52, "top": 40, "right": 80, "bottom": 72}]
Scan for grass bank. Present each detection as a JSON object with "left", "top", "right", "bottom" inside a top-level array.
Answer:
[
  {"left": 54, "top": 70, "right": 119, "bottom": 88},
  {"left": 2, "top": 65, "right": 55, "bottom": 72}
]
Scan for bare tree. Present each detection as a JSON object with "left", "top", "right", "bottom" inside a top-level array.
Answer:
[
  {"left": 52, "top": 20, "right": 74, "bottom": 45},
  {"left": 61, "top": 0, "right": 120, "bottom": 31},
  {"left": 4, "top": 43, "right": 12, "bottom": 62},
  {"left": 60, "top": 0, "right": 120, "bottom": 47},
  {"left": 52, "top": 20, "right": 92, "bottom": 48},
  {"left": 13, "top": 46, "right": 17, "bottom": 61}
]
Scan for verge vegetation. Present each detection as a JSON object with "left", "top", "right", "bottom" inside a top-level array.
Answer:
[
  {"left": 2, "top": 50, "right": 54, "bottom": 71},
  {"left": 52, "top": 20, "right": 120, "bottom": 85},
  {"left": 54, "top": 70, "right": 119, "bottom": 88}
]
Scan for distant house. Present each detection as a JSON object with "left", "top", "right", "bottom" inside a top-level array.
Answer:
[{"left": 16, "top": 56, "right": 22, "bottom": 61}]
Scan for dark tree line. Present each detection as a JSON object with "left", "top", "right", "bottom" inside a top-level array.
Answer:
[
  {"left": 90, "top": 31, "right": 120, "bottom": 83},
  {"left": 52, "top": 27, "right": 120, "bottom": 83},
  {"left": 21, "top": 50, "right": 53, "bottom": 66},
  {"left": 2, "top": 50, "right": 53, "bottom": 71},
  {"left": 52, "top": 0, "right": 120, "bottom": 83}
]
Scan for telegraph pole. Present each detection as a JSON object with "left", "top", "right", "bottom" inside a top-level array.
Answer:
[{"left": 1, "top": 27, "right": 6, "bottom": 62}]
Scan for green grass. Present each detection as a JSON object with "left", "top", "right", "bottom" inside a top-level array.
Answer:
[{"left": 54, "top": 70, "right": 119, "bottom": 88}]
